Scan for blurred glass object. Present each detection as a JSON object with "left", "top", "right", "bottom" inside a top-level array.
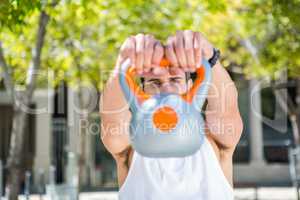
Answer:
[
  {"left": 37, "top": 168, "right": 45, "bottom": 196},
  {"left": 24, "top": 171, "right": 31, "bottom": 200},
  {"left": 46, "top": 184, "right": 78, "bottom": 200},
  {"left": 0, "top": 160, "right": 2, "bottom": 198},
  {"left": 66, "top": 152, "right": 79, "bottom": 188},
  {"left": 46, "top": 152, "right": 79, "bottom": 200}
]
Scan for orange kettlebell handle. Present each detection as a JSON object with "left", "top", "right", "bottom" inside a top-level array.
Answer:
[
  {"left": 124, "top": 58, "right": 205, "bottom": 104},
  {"left": 159, "top": 58, "right": 171, "bottom": 67}
]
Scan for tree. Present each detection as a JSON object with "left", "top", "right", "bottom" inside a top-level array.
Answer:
[{"left": 0, "top": 1, "right": 58, "bottom": 199}]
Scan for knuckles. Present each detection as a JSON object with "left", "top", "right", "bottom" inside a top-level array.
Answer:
[{"left": 118, "top": 30, "right": 210, "bottom": 73}]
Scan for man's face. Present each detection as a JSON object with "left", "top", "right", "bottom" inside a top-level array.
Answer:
[{"left": 142, "top": 70, "right": 192, "bottom": 95}]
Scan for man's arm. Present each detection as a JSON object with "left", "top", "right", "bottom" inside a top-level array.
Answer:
[
  {"left": 165, "top": 30, "right": 243, "bottom": 152},
  {"left": 99, "top": 34, "right": 164, "bottom": 158},
  {"left": 100, "top": 34, "right": 164, "bottom": 186},
  {"left": 100, "top": 70, "right": 138, "bottom": 187},
  {"left": 205, "top": 61, "right": 243, "bottom": 151},
  {"left": 205, "top": 61, "right": 243, "bottom": 186},
  {"left": 99, "top": 73, "right": 131, "bottom": 157}
]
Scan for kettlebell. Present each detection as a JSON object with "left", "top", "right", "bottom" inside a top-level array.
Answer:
[{"left": 119, "top": 57, "right": 212, "bottom": 157}]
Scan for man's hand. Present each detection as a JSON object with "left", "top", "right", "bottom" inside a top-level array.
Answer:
[
  {"left": 165, "top": 30, "right": 243, "bottom": 152},
  {"left": 165, "top": 30, "right": 214, "bottom": 74},
  {"left": 116, "top": 33, "right": 168, "bottom": 76}
]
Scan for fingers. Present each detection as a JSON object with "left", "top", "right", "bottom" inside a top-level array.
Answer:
[
  {"left": 152, "top": 41, "right": 167, "bottom": 75},
  {"left": 165, "top": 36, "right": 179, "bottom": 68},
  {"left": 119, "top": 33, "right": 163, "bottom": 76},
  {"left": 144, "top": 34, "right": 155, "bottom": 73},
  {"left": 135, "top": 33, "right": 145, "bottom": 74},
  {"left": 194, "top": 32, "right": 202, "bottom": 68},
  {"left": 119, "top": 36, "right": 136, "bottom": 66},
  {"left": 167, "top": 30, "right": 197, "bottom": 73},
  {"left": 152, "top": 41, "right": 164, "bottom": 67},
  {"left": 174, "top": 30, "right": 188, "bottom": 70},
  {"left": 184, "top": 30, "right": 195, "bottom": 72},
  {"left": 167, "top": 30, "right": 213, "bottom": 72},
  {"left": 118, "top": 31, "right": 212, "bottom": 77}
]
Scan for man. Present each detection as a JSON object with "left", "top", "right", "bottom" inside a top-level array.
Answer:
[{"left": 100, "top": 30, "right": 243, "bottom": 200}]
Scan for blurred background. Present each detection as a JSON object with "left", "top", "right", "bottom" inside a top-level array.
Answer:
[{"left": 0, "top": 0, "right": 299, "bottom": 199}]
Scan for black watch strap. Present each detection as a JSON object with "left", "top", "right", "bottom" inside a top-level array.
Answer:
[{"left": 208, "top": 48, "right": 220, "bottom": 67}]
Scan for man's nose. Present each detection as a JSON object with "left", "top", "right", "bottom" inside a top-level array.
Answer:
[{"left": 160, "top": 82, "right": 176, "bottom": 93}]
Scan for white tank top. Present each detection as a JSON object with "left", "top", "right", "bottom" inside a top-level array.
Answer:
[{"left": 118, "top": 136, "right": 234, "bottom": 200}]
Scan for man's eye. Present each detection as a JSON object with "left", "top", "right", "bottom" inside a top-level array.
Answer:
[
  {"left": 146, "top": 81, "right": 161, "bottom": 86},
  {"left": 153, "top": 81, "right": 161, "bottom": 86},
  {"left": 170, "top": 78, "right": 182, "bottom": 83}
]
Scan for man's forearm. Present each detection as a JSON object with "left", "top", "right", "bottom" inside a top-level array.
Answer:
[
  {"left": 100, "top": 63, "right": 132, "bottom": 155},
  {"left": 100, "top": 74, "right": 128, "bottom": 115},
  {"left": 205, "top": 61, "right": 243, "bottom": 149}
]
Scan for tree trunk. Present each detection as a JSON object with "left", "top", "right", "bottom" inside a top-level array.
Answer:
[
  {"left": 290, "top": 114, "right": 300, "bottom": 146},
  {"left": 293, "top": 78, "right": 300, "bottom": 146},
  {"left": 71, "top": 50, "right": 88, "bottom": 187},
  {"left": 6, "top": 105, "right": 28, "bottom": 200},
  {"left": 1, "top": 9, "right": 50, "bottom": 200},
  {"left": 289, "top": 77, "right": 300, "bottom": 147},
  {"left": 78, "top": 86, "right": 87, "bottom": 187}
]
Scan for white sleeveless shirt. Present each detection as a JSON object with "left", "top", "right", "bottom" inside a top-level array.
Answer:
[{"left": 118, "top": 136, "right": 234, "bottom": 200}]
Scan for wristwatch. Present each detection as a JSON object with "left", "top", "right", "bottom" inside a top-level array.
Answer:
[{"left": 208, "top": 48, "right": 220, "bottom": 67}]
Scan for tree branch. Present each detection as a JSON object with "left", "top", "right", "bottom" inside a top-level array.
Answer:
[
  {"left": 272, "top": 79, "right": 300, "bottom": 114},
  {"left": 241, "top": 38, "right": 260, "bottom": 64},
  {"left": 272, "top": 84, "right": 296, "bottom": 115},
  {"left": 272, "top": 80, "right": 296, "bottom": 89},
  {"left": 25, "top": 10, "right": 50, "bottom": 101},
  {"left": 0, "top": 41, "right": 15, "bottom": 100},
  {"left": 295, "top": 78, "right": 300, "bottom": 114}
]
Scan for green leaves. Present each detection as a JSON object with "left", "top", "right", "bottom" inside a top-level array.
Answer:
[
  {"left": 199, "top": 0, "right": 300, "bottom": 78},
  {"left": 0, "top": 0, "right": 299, "bottom": 90},
  {"left": 0, "top": 0, "right": 41, "bottom": 31},
  {"left": 43, "top": 0, "right": 221, "bottom": 89}
]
